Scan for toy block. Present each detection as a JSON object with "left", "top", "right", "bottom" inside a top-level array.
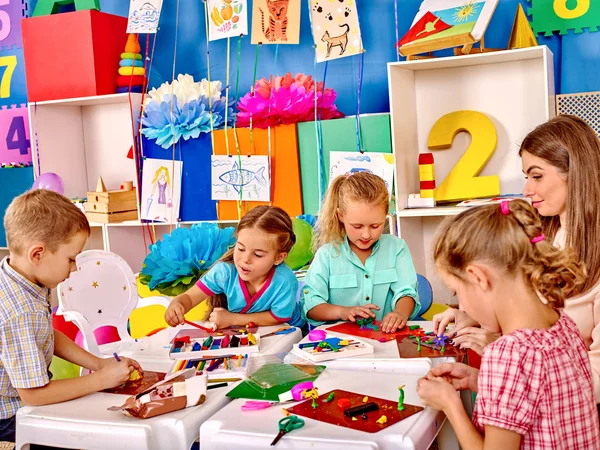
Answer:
[
  {"left": 32, "top": 0, "right": 100, "bottom": 17},
  {"left": 407, "top": 194, "right": 435, "bottom": 208},
  {"left": 85, "top": 179, "right": 138, "bottom": 223},
  {"left": 420, "top": 180, "right": 436, "bottom": 190},
  {"left": 508, "top": 4, "right": 538, "bottom": 49},
  {"left": 418, "top": 153, "right": 434, "bottom": 165},
  {"left": 22, "top": 10, "right": 128, "bottom": 102},
  {"left": 419, "top": 166, "right": 435, "bottom": 180},
  {"left": 420, "top": 189, "right": 435, "bottom": 198}
]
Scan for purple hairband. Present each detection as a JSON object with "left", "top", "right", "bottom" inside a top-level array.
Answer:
[{"left": 499, "top": 200, "right": 545, "bottom": 244}]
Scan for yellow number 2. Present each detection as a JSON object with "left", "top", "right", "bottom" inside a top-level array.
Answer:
[
  {"left": 427, "top": 110, "right": 500, "bottom": 202},
  {"left": 554, "top": 0, "right": 589, "bottom": 19},
  {"left": 0, "top": 55, "right": 17, "bottom": 99}
]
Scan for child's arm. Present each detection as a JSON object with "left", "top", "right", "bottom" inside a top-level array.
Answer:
[
  {"left": 165, "top": 284, "right": 211, "bottom": 326},
  {"left": 17, "top": 358, "right": 137, "bottom": 407},
  {"left": 209, "top": 308, "right": 279, "bottom": 328},
  {"left": 381, "top": 296, "right": 415, "bottom": 333}
]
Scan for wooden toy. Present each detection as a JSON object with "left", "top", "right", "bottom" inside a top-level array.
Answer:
[
  {"left": 508, "top": 4, "right": 538, "bottom": 49},
  {"left": 290, "top": 334, "right": 373, "bottom": 363},
  {"left": 169, "top": 332, "right": 261, "bottom": 360},
  {"left": 286, "top": 389, "right": 423, "bottom": 433},
  {"left": 85, "top": 176, "right": 138, "bottom": 223},
  {"left": 408, "top": 153, "right": 436, "bottom": 208}
]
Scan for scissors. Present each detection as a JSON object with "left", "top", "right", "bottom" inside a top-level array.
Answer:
[{"left": 270, "top": 415, "right": 305, "bottom": 446}]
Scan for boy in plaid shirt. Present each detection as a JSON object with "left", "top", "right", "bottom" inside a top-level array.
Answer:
[
  {"left": 417, "top": 200, "right": 600, "bottom": 449},
  {"left": 0, "top": 189, "right": 142, "bottom": 443}
]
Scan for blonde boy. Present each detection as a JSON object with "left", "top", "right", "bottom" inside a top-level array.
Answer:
[{"left": 0, "top": 189, "right": 141, "bottom": 443}]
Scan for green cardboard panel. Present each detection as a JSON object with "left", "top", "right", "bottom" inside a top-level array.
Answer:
[{"left": 297, "top": 114, "right": 392, "bottom": 215}]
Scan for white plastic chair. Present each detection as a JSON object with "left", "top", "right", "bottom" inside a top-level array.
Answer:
[{"left": 56, "top": 249, "right": 171, "bottom": 358}]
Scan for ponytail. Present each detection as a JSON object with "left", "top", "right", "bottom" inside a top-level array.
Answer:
[{"left": 433, "top": 199, "right": 586, "bottom": 307}]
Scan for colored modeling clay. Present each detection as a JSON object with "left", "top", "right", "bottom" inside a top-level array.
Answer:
[
  {"left": 337, "top": 398, "right": 351, "bottom": 409},
  {"left": 376, "top": 415, "right": 387, "bottom": 425},
  {"left": 230, "top": 335, "right": 240, "bottom": 347},
  {"left": 324, "top": 392, "right": 335, "bottom": 403},
  {"left": 248, "top": 333, "right": 257, "bottom": 345},
  {"left": 240, "top": 336, "right": 249, "bottom": 345},
  {"left": 247, "top": 322, "right": 256, "bottom": 328},
  {"left": 398, "top": 385, "right": 405, "bottom": 411},
  {"left": 312, "top": 398, "right": 318, "bottom": 409},
  {"left": 308, "top": 329, "right": 326, "bottom": 341},
  {"left": 129, "top": 369, "right": 142, "bottom": 381},
  {"left": 408, "top": 325, "right": 420, "bottom": 330},
  {"left": 344, "top": 402, "right": 379, "bottom": 417},
  {"left": 291, "top": 382, "right": 314, "bottom": 401},
  {"left": 352, "top": 417, "right": 357, "bottom": 421},
  {"left": 221, "top": 335, "right": 231, "bottom": 348},
  {"left": 363, "top": 396, "right": 369, "bottom": 403}
]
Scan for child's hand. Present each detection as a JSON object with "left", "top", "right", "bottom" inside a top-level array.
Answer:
[
  {"left": 96, "top": 358, "right": 138, "bottom": 389},
  {"left": 432, "top": 308, "right": 478, "bottom": 336},
  {"left": 451, "top": 327, "right": 499, "bottom": 355},
  {"left": 209, "top": 307, "right": 235, "bottom": 329},
  {"left": 380, "top": 311, "right": 408, "bottom": 333},
  {"left": 427, "top": 362, "right": 479, "bottom": 392},
  {"left": 165, "top": 299, "right": 186, "bottom": 327},
  {"left": 416, "top": 375, "right": 461, "bottom": 412},
  {"left": 341, "top": 304, "right": 380, "bottom": 322}
]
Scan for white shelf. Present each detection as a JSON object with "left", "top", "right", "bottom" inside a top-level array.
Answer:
[
  {"left": 397, "top": 207, "right": 467, "bottom": 218},
  {"left": 30, "top": 93, "right": 142, "bottom": 107},
  {"left": 91, "top": 219, "right": 240, "bottom": 228}
]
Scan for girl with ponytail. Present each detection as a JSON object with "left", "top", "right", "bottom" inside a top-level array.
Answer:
[
  {"left": 165, "top": 206, "right": 304, "bottom": 329},
  {"left": 417, "top": 200, "right": 599, "bottom": 449}
]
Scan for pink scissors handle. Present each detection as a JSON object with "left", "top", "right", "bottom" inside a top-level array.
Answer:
[{"left": 241, "top": 401, "right": 276, "bottom": 411}]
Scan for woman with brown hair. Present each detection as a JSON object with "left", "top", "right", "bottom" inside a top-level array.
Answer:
[{"left": 434, "top": 114, "right": 600, "bottom": 402}]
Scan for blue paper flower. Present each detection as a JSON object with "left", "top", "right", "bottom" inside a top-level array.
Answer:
[{"left": 139, "top": 223, "right": 236, "bottom": 296}]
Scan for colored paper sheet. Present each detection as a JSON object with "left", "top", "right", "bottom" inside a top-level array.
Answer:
[
  {"left": 251, "top": 0, "right": 301, "bottom": 44},
  {"left": 207, "top": 0, "right": 248, "bottom": 41}
]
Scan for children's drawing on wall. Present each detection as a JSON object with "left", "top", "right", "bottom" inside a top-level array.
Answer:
[
  {"left": 208, "top": 0, "right": 249, "bottom": 41},
  {"left": 330, "top": 152, "right": 395, "bottom": 198},
  {"left": 211, "top": 155, "right": 271, "bottom": 202},
  {"left": 127, "top": 0, "right": 164, "bottom": 33},
  {"left": 309, "top": 0, "right": 363, "bottom": 63},
  {"left": 141, "top": 158, "right": 183, "bottom": 223},
  {"left": 251, "top": 0, "right": 301, "bottom": 44}
]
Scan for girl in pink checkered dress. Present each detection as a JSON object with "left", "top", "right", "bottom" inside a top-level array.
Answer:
[{"left": 417, "top": 199, "right": 600, "bottom": 450}]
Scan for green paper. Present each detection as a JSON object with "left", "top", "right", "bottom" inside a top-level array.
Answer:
[
  {"left": 297, "top": 114, "right": 393, "bottom": 215},
  {"left": 528, "top": 0, "right": 600, "bottom": 36},
  {"left": 33, "top": 0, "right": 101, "bottom": 17}
]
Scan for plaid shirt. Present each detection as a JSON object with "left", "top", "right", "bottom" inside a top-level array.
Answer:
[
  {"left": 0, "top": 257, "right": 53, "bottom": 419},
  {"left": 473, "top": 313, "right": 600, "bottom": 449}
]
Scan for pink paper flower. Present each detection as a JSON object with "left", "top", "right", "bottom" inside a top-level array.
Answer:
[{"left": 236, "top": 72, "right": 344, "bottom": 129}]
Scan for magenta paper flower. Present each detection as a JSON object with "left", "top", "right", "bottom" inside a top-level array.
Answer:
[{"left": 236, "top": 72, "right": 344, "bottom": 129}]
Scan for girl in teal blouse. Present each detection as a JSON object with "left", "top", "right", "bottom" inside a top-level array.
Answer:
[{"left": 302, "top": 172, "right": 420, "bottom": 333}]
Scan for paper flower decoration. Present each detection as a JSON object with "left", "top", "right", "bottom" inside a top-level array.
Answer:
[
  {"left": 236, "top": 72, "right": 344, "bottom": 129},
  {"left": 141, "top": 74, "right": 235, "bottom": 148},
  {"left": 139, "top": 223, "right": 236, "bottom": 296}
]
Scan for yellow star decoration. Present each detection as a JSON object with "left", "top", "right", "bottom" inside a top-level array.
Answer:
[
  {"left": 123, "top": 286, "right": 127, "bottom": 291},
  {"left": 92, "top": 281, "right": 99, "bottom": 288},
  {"left": 68, "top": 287, "right": 73, "bottom": 292},
  {"left": 96, "top": 261, "right": 101, "bottom": 266}
]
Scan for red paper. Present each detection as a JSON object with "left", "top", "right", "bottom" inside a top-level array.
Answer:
[
  {"left": 326, "top": 321, "right": 420, "bottom": 343},
  {"left": 397, "top": 11, "right": 451, "bottom": 47},
  {"left": 286, "top": 389, "right": 423, "bottom": 433}
]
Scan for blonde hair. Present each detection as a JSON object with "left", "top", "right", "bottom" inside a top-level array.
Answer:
[
  {"left": 314, "top": 172, "right": 389, "bottom": 251},
  {"left": 433, "top": 199, "right": 585, "bottom": 308},
  {"left": 520, "top": 114, "right": 600, "bottom": 296},
  {"left": 4, "top": 189, "right": 91, "bottom": 255},
  {"left": 152, "top": 166, "right": 170, "bottom": 185},
  {"left": 209, "top": 205, "right": 296, "bottom": 308}
]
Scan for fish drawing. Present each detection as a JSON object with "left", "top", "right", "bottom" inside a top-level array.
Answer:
[
  {"left": 344, "top": 154, "right": 371, "bottom": 162},
  {"left": 218, "top": 161, "right": 267, "bottom": 194}
]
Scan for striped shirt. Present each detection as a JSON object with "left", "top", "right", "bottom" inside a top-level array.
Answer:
[{"left": 0, "top": 257, "right": 54, "bottom": 418}]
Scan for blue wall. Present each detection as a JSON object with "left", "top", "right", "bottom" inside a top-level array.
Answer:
[{"left": 29, "top": 0, "right": 600, "bottom": 115}]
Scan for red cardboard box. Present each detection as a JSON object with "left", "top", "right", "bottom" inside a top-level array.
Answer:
[{"left": 22, "top": 10, "right": 128, "bottom": 102}]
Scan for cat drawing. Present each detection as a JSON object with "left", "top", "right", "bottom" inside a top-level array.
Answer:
[
  {"left": 260, "top": 0, "right": 289, "bottom": 42},
  {"left": 322, "top": 23, "right": 350, "bottom": 58}
]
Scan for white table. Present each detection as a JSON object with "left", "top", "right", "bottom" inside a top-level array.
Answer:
[
  {"left": 200, "top": 360, "right": 449, "bottom": 450},
  {"left": 16, "top": 325, "right": 303, "bottom": 450}
]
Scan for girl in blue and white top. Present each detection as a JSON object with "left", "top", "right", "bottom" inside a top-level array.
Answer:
[{"left": 165, "top": 206, "right": 304, "bottom": 329}]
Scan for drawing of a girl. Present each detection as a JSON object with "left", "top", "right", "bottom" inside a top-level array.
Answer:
[{"left": 147, "top": 166, "right": 173, "bottom": 222}]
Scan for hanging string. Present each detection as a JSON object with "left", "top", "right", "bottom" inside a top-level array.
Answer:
[
  {"left": 394, "top": 0, "right": 400, "bottom": 62},
  {"left": 233, "top": 35, "right": 244, "bottom": 221},
  {"left": 249, "top": 44, "right": 260, "bottom": 146},
  {"left": 355, "top": 50, "right": 364, "bottom": 153},
  {"left": 313, "top": 50, "right": 325, "bottom": 202},
  {"left": 168, "top": 0, "right": 181, "bottom": 230},
  {"left": 266, "top": 44, "right": 279, "bottom": 207},
  {"left": 224, "top": 37, "right": 231, "bottom": 156},
  {"left": 203, "top": 0, "right": 215, "bottom": 154},
  {"left": 317, "top": 61, "right": 328, "bottom": 202}
]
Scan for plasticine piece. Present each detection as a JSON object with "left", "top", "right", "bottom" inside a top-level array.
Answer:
[
  {"left": 337, "top": 398, "right": 351, "bottom": 409},
  {"left": 363, "top": 396, "right": 369, "bottom": 403},
  {"left": 352, "top": 417, "right": 357, "bottom": 421},
  {"left": 125, "top": 34, "right": 141, "bottom": 53},
  {"left": 398, "top": 385, "right": 405, "bottom": 411},
  {"left": 247, "top": 322, "right": 256, "bottom": 328},
  {"left": 118, "top": 67, "right": 146, "bottom": 77},
  {"left": 221, "top": 335, "right": 231, "bottom": 348},
  {"left": 240, "top": 336, "right": 249, "bottom": 346},
  {"left": 174, "top": 336, "right": 191, "bottom": 344},
  {"left": 192, "top": 342, "right": 201, "bottom": 351},
  {"left": 308, "top": 329, "right": 326, "bottom": 341},
  {"left": 201, "top": 336, "right": 214, "bottom": 351},
  {"left": 129, "top": 369, "right": 142, "bottom": 381},
  {"left": 408, "top": 325, "right": 420, "bottom": 330},
  {"left": 312, "top": 398, "right": 318, "bottom": 409},
  {"left": 33, "top": 0, "right": 100, "bottom": 17},
  {"left": 248, "top": 333, "right": 257, "bottom": 345},
  {"left": 339, "top": 340, "right": 349, "bottom": 346},
  {"left": 230, "top": 335, "right": 240, "bottom": 347},
  {"left": 121, "top": 52, "right": 142, "bottom": 60},
  {"left": 291, "top": 382, "right": 314, "bottom": 401},
  {"left": 376, "top": 415, "right": 387, "bottom": 425},
  {"left": 119, "top": 59, "right": 144, "bottom": 68},
  {"left": 324, "top": 392, "right": 335, "bottom": 403},
  {"left": 344, "top": 402, "right": 379, "bottom": 417}
]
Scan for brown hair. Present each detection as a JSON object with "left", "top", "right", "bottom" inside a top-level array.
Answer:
[
  {"left": 314, "top": 172, "right": 389, "bottom": 251},
  {"left": 4, "top": 189, "right": 91, "bottom": 255},
  {"left": 433, "top": 200, "right": 586, "bottom": 308},
  {"left": 519, "top": 114, "right": 600, "bottom": 296},
  {"left": 209, "top": 205, "right": 296, "bottom": 308}
]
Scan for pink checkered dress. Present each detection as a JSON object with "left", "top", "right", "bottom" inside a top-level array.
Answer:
[{"left": 473, "top": 313, "right": 600, "bottom": 449}]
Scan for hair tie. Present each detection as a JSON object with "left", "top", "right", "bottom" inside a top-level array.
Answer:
[
  {"left": 530, "top": 234, "right": 545, "bottom": 244},
  {"left": 500, "top": 200, "right": 510, "bottom": 216}
]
